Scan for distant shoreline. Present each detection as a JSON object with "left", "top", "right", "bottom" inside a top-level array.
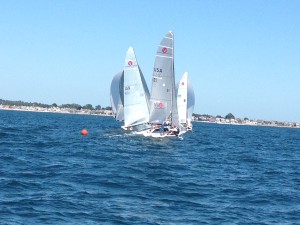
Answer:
[
  {"left": 0, "top": 105, "right": 113, "bottom": 117},
  {"left": 193, "top": 115, "right": 300, "bottom": 129},
  {"left": 194, "top": 120, "right": 300, "bottom": 129},
  {"left": 1, "top": 105, "right": 299, "bottom": 129}
]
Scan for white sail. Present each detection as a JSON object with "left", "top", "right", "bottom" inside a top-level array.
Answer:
[
  {"left": 177, "top": 72, "right": 195, "bottom": 129},
  {"left": 110, "top": 70, "right": 124, "bottom": 121},
  {"left": 177, "top": 72, "right": 188, "bottom": 124},
  {"left": 123, "top": 46, "right": 150, "bottom": 127},
  {"left": 187, "top": 74, "right": 195, "bottom": 127},
  {"left": 149, "top": 31, "right": 179, "bottom": 127}
]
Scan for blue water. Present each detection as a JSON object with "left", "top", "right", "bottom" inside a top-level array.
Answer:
[{"left": 0, "top": 110, "right": 299, "bottom": 224}]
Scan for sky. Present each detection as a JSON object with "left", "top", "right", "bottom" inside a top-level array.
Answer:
[{"left": 1, "top": 0, "right": 300, "bottom": 122}]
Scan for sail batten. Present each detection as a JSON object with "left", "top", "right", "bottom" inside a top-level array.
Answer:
[
  {"left": 158, "top": 45, "right": 173, "bottom": 48},
  {"left": 155, "top": 55, "right": 173, "bottom": 59}
]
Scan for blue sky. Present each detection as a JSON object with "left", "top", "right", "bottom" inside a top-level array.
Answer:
[{"left": 1, "top": 0, "right": 299, "bottom": 122}]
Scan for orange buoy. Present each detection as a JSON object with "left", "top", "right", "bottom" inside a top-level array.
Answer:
[{"left": 81, "top": 129, "right": 88, "bottom": 136}]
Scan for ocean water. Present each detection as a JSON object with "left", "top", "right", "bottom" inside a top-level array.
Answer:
[{"left": 0, "top": 110, "right": 299, "bottom": 225}]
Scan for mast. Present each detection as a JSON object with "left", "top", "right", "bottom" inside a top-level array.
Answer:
[
  {"left": 170, "top": 31, "right": 179, "bottom": 127},
  {"left": 170, "top": 32, "right": 174, "bottom": 124}
]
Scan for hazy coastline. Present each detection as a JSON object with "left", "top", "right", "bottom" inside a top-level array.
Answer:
[
  {"left": 0, "top": 105, "right": 112, "bottom": 117},
  {"left": 1, "top": 104, "right": 299, "bottom": 129}
]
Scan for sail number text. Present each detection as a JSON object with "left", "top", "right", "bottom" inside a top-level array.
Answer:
[
  {"left": 154, "top": 68, "right": 162, "bottom": 73},
  {"left": 153, "top": 68, "right": 163, "bottom": 82}
]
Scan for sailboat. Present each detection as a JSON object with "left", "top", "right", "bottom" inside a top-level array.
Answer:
[
  {"left": 140, "top": 31, "right": 181, "bottom": 137},
  {"left": 177, "top": 72, "right": 195, "bottom": 131},
  {"left": 122, "top": 46, "right": 150, "bottom": 130},
  {"left": 110, "top": 70, "right": 124, "bottom": 121},
  {"left": 111, "top": 46, "right": 150, "bottom": 130},
  {"left": 111, "top": 31, "right": 195, "bottom": 138}
]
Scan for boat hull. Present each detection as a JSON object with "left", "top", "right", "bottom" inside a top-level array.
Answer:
[{"left": 135, "top": 128, "right": 182, "bottom": 138}]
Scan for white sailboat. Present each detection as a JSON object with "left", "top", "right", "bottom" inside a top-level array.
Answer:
[
  {"left": 140, "top": 31, "right": 181, "bottom": 137},
  {"left": 111, "top": 31, "right": 195, "bottom": 138},
  {"left": 111, "top": 47, "right": 150, "bottom": 130},
  {"left": 121, "top": 46, "right": 150, "bottom": 130},
  {"left": 110, "top": 70, "right": 124, "bottom": 121},
  {"left": 177, "top": 72, "right": 195, "bottom": 131}
]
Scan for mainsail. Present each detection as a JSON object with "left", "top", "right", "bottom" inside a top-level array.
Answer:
[
  {"left": 123, "top": 46, "right": 150, "bottom": 127},
  {"left": 187, "top": 73, "right": 195, "bottom": 125},
  {"left": 149, "top": 31, "right": 179, "bottom": 127},
  {"left": 177, "top": 72, "right": 195, "bottom": 126},
  {"left": 177, "top": 72, "right": 188, "bottom": 124},
  {"left": 110, "top": 70, "right": 124, "bottom": 121}
]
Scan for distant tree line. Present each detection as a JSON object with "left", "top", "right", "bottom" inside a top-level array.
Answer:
[
  {"left": 0, "top": 99, "right": 112, "bottom": 110},
  {"left": 193, "top": 113, "right": 236, "bottom": 120},
  {"left": 192, "top": 113, "right": 254, "bottom": 122},
  {"left": 0, "top": 99, "right": 52, "bottom": 108}
]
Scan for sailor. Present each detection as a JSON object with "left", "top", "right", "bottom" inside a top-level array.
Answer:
[
  {"left": 169, "top": 124, "right": 179, "bottom": 136},
  {"left": 162, "top": 119, "right": 170, "bottom": 132},
  {"left": 152, "top": 124, "right": 161, "bottom": 132}
]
